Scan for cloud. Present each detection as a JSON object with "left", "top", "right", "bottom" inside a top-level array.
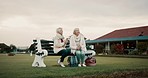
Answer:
[
  {"left": 1, "top": 16, "right": 36, "bottom": 29},
  {"left": 0, "top": 0, "right": 148, "bottom": 46}
]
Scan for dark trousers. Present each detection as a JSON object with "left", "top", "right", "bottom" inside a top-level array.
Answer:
[{"left": 57, "top": 49, "right": 71, "bottom": 62}]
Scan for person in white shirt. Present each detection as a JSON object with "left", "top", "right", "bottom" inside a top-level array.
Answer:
[
  {"left": 70, "top": 28, "right": 86, "bottom": 67},
  {"left": 53, "top": 27, "right": 70, "bottom": 67}
]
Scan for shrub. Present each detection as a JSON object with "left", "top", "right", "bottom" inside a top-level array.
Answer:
[
  {"left": 95, "top": 44, "right": 104, "bottom": 54},
  {"left": 111, "top": 44, "right": 124, "bottom": 54},
  {"left": 110, "top": 44, "right": 116, "bottom": 54},
  {"left": 137, "top": 41, "right": 148, "bottom": 54},
  {"left": 128, "top": 49, "right": 139, "bottom": 55}
]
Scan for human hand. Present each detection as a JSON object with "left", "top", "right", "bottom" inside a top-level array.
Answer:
[
  {"left": 64, "top": 38, "right": 69, "bottom": 44},
  {"left": 76, "top": 45, "right": 81, "bottom": 50}
]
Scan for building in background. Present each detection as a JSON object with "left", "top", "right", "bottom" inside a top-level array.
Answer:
[
  {"left": 87, "top": 26, "right": 148, "bottom": 55},
  {"left": 17, "top": 46, "right": 29, "bottom": 53},
  {"left": 0, "top": 43, "right": 11, "bottom": 53},
  {"left": 0, "top": 43, "right": 28, "bottom": 54}
]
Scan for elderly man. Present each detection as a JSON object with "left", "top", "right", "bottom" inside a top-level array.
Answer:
[{"left": 53, "top": 27, "right": 70, "bottom": 67}]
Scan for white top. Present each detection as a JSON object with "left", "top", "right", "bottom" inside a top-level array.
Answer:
[
  {"left": 70, "top": 34, "right": 87, "bottom": 54},
  {"left": 53, "top": 33, "right": 65, "bottom": 53}
]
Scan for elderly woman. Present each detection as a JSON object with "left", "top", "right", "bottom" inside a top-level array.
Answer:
[
  {"left": 53, "top": 27, "right": 70, "bottom": 67},
  {"left": 70, "top": 28, "right": 86, "bottom": 67}
]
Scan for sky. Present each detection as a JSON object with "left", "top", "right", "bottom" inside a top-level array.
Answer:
[{"left": 0, "top": 0, "right": 148, "bottom": 47}]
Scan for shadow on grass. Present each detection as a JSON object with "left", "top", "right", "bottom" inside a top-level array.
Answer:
[
  {"left": 72, "top": 70, "right": 148, "bottom": 78},
  {"left": 51, "top": 65, "right": 77, "bottom": 67}
]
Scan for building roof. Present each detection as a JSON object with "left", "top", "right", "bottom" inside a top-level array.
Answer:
[
  {"left": 0, "top": 43, "right": 9, "bottom": 48},
  {"left": 96, "top": 26, "right": 148, "bottom": 40},
  {"left": 86, "top": 36, "right": 148, "bottom": 44}
]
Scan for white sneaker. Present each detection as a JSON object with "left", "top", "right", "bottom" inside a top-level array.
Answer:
[
  {"left": 59, "top": 62, "right": 65, "bottom": 67},
  {"left": 78, "top": 64, "right": 81, "bottom": 67},
  {"left": 57, "top": 59, "right": 61, "bottom": 64},
  {"left": 82, "top": 64, "right": 86, "bottom": 67}
]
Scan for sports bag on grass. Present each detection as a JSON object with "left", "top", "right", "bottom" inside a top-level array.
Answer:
[
  {"left": 85, "top": 57, "right": 96, "bottom": 66},
  {"left": 67, "top": 56, "right": 78, "bottom": 67}
]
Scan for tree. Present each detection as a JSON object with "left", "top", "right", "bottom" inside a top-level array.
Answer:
[
  {"left": 10, "top": 44, "right": 17, "bottom": 52},
  {"left": 28, "top": 43, "right": 36, "bottom": 54}
]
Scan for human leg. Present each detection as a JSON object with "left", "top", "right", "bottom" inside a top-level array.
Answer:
[
  {"left": 57, "top": 49, "right": 70, "bottom": 67},
  {"left": 58, "top": 49, "right": 70, "bottom": 62},
  {"left": 80, "top": 51, "right": 86, "bottom": 67},
  {"left": 75, "top": 51, "right": 81, "bottom": 64}
]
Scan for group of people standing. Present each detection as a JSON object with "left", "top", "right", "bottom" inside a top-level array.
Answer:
[{"left": 53, "top": 27, "right": 91, "bottom": 67}]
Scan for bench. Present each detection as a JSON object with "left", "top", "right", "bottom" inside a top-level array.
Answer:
[{"left": 32, "top": 38, "right": 93, "bottom": 67}]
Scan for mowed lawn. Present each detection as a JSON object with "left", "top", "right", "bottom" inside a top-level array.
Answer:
[{"left": 0, "top": 54, "right": 148, "bottom": 78}]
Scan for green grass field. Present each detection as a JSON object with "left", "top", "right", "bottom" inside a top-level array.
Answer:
[{"left": 0, "top": 54, "right": 148, "bottom": 78}]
